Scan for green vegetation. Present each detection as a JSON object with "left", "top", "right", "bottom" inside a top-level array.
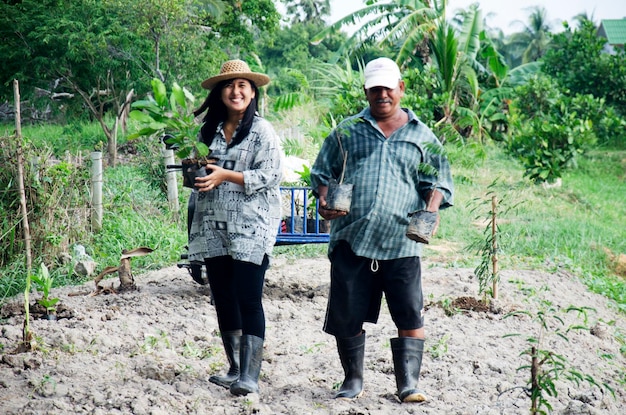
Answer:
[
  {"left": 129, "top": 78, "right": 208, "bottom": 160},
  {"left": 440, "top": 145, "right": 626, "bottom": 313}
]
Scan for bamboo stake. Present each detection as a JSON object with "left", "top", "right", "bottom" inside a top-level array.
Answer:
[
  {"left": 14, "top": 80, "right": 32, "bottom": 274},
  {"left": 15, "top": 79, "right": 35, "bottom": 347},
  {"left": 491, "top": 195, "right": 498, "bottom": 299}
]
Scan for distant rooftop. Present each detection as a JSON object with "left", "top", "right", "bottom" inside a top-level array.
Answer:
[{"left": 599, "top": 19, "right": 626, "bottom": 45}]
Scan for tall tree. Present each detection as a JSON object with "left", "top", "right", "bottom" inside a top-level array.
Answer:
[
  {"left": 205, "top": 0, "right": 280, "bottom": 57},
  {"left": 542, "top": 20, "right": 626, "bottom": 114},
  {"left": 508, "top": 6, "right": 553, "bottom": 64},
  {"left": 312, "top": 0, "right": 446, "bottom": 68},
  {"left": 281, "top": 0, "right": 330, "bottom": 23}
]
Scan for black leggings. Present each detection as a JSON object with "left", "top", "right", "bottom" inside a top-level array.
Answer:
[{"left": 204, "top": 255, "right": 269, "bottom": 339}]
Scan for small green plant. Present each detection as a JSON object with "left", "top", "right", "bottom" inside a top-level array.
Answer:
[
  {"left": 129, "top": 78, "right": 208, "bottom": 161},
  {"left": 23, "top": 270, "right": 33, "bottom": 347},
  {"left": 300, "top": 342, "right": 325, "bottom": 354},
  {"left": 293, "top": 164, "right": 318, "bottom": 217},
  {"left": 181, "top": 341, "right": 218, "bottom": 359},
  {"left": 428, "top": 334, "right": 450, "bottom": 359},
  {"left": 438, "top": 296, "right": 457, "bottom": 316},
  {"left": 468, "top": 182, "right": 522, "bottom": 302},
  {"left": 134, "top": 330, "right": 171, "bottom": 355},
  {"left": 31, "top": 374, "right": 56, "bottom": 398},
  {"left": 503, "top": 302, "right": 614, "bottom": 414},
  {"left": 30, "top": 263, "right": 60, "bottom": 316},
  {"left": 176, "top": 363, "right": 196, "bottom": 377}
]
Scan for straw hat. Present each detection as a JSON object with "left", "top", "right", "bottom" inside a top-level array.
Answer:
[{"left": 201, "top": 59, "right": 270, "bottom": 90}]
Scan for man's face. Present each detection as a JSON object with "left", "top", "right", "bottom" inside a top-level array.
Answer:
[{"left": 365, "top": 81, "right": 405, "bottom": 120}]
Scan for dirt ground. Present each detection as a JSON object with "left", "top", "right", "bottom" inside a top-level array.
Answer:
[{"left": 1, "top": 253, "right": 624, "bottom": 415}]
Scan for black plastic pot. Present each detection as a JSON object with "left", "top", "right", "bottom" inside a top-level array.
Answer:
[
  {"left": 181, "top": 160, "right": 208, "bottom": 189},
  {"left": 325, "top": 179, "right": 353, "bottom": 213},
  {"left": 406, "top": 210, "right": 439, "bottom": 244}
]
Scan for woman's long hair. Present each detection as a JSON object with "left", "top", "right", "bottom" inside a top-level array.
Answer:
[{"left": 193, "top": 79, "right": 260, "bottom": 148}]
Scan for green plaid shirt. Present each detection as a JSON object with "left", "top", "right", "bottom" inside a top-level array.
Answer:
[{"left": 311, "top": 107, "right": 454, "bottom": 259}]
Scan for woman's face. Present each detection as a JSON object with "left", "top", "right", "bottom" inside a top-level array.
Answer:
[{"left": 221, "top": 78, "right": 255, "bottom": 116}]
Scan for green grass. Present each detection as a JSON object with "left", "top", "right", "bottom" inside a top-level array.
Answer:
[
  {"left": 22, "top": 121, "right": 108, "bottom": 156},
  {"left": 89, "top": 163, "right": 188, "bottom": 271}
]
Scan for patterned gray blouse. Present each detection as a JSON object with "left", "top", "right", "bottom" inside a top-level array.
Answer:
[{"left": 187, "top": 116, "right": 283, "bottom": 266}]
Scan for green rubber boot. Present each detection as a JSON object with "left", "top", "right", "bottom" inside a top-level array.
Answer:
[
  {"left": 209, "top": 330, "right": 241, "bottom": 389},
  {"left": 391, "top": 337, "right": 427, "bottom": 403},
  {"left": 230, "top": 335, "right": 264, "bottom": 396},
  {"left": 334, "top": 332, "right": 365, "bottom": 400}
]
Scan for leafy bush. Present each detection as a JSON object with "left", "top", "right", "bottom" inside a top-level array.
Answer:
[
  {"left": 506, "top": 75, "right": 597, "bottom": 183},
  {"left": 543, "top": 20, "right": 626, "bottom": 116},
  {"left": 0, "top": 139, "right": 91, "bottom": 267},
  {"left": 402, "top": 65, "right": 443, "bottom": 129}
]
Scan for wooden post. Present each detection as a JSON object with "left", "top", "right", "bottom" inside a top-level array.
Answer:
[
  {"left": 162, "top": 148, "right": 179, "bottom": 219},
  {"left": 491, "top": 195, "right": 498, "bottom": 299},
  {"left": 14, "top": 80, "right": 32, "bottom": 275},
  {"left": 91, "top": 151, "right": 103, "bottom": 231}
]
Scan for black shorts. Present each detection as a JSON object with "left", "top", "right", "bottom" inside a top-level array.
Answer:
[{"left": 323, "top": 240, "right": 424, "bottom": 338}]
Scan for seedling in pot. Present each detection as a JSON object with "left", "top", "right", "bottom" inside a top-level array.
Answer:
[
  {"left": 406, "top": 162, "right": 440, "bottom": 244},
  {"left": 128, "top": 78, "right": 213, "bottom": 187},
  {"left": 406, "top": 140, "right": 450, "bottom": 244},
  {"left": 325, "top": 127, "right": 353, "bottom": 213}
]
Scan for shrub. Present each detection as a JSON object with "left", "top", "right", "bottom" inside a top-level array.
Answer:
[{"left": 506, "top": 75, "right": 597, "bottom": 183}]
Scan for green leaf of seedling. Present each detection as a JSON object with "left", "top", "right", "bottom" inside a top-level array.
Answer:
[
  {"left": 127, "top": 127, "right": 158, "bottom": 140},
  {"left": 171, "top": 82, "right": 187, "bottom": 110},
  {"left": 176, "top": 147, "right": 192, "bottom": 159},
  {"left": 129, "top": 110, "right": 157, "bottom": 123},
  {"left": 196, "top": 142, "right": 210, "bottom": 158},
  {"left": 38, "top": 297, "right": 59, "bottom": 309},
  {"left": 183, "top": 87, "right": 195, "bottom": 105},
  {"left": 130, "top": 98, "right": 158, "bottom": 110},
  {"left": 152, "top": 78, "right": 168, "bottom": 107}
]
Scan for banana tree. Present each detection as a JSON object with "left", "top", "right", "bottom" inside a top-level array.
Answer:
[{"left": 311, "top": 0, "right": 445, "bottom": 68}]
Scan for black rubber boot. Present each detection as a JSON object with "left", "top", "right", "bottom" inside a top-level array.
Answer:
[
  {"left": 334, "top": 331, "right": 365, "bottom": 400},
  {"left": 391, "top": 337, "right": 427, "bottom": 403},
  {"left": 230, "top": 335, "right": 264, "bottom": 396},
  {"left": 209, "top": 330, "right": 241, "bottom": 389}
]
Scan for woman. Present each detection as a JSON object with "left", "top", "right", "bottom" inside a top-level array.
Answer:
[{"left": 188, "top": 59, "right": 283, "bottom": 396}]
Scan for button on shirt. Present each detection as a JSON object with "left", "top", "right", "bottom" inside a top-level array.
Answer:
[{"left": 310, "top": 108, "right": 454, "bottom": 260}]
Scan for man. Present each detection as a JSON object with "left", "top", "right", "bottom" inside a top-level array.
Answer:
[{"left": 310, "top": 57, "right": 454, "bottom": 403}]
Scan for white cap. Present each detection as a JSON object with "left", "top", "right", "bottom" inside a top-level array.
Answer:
[{"left": 364, "top": 57, "right": 401, "bottom": 89}]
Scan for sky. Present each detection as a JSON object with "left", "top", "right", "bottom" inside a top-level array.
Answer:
[{"left": 328, "top": 0, "right": 626, "bottom": 35}]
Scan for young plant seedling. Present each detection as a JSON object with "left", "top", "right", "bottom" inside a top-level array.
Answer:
[
  {"left": 503, "top": 302, "right": 614, "bottom": 414},
  {"left": 129, "top": 79, "right": 214, "bottom": 187},
  {"left": 30, "top": 263, "right": 60, "bottom": 320},
  {"left": 129, "top": 78, "right": 208, "bottom": 160}
]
